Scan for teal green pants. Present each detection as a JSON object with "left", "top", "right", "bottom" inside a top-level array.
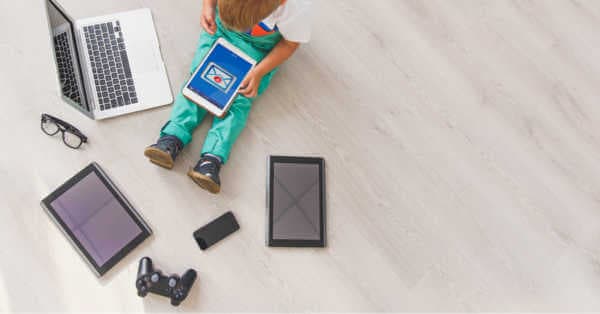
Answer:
[{"left": 161, "top": 17, "right": 282, "bottom": 164}]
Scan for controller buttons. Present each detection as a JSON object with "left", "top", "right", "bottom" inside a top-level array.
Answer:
[
  {"left": 173, "top": 291, "right": 183, "bottom": 300},
  {"left": 168, "top": 278, "right": 177, "bottom": 288},
  {"left": 151, "top": 273, "right": 160, "bottom": 283}
]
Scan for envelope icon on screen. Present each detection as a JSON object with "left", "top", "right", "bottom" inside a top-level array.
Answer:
[{"left": 201, "top": 62, "right": 237, "bottom": 93}]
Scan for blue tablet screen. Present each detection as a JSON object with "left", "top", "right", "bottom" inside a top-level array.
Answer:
[{"left": 187, "top": 43, "right": 253, "bottom": 109}]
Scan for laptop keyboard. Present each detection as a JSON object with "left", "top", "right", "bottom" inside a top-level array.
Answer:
[
  {"left": 53, "top": 32, "right": 82, "bottom": 104},
  {"left": 83, "top": 21, "right": 138, "bottom": 111}
]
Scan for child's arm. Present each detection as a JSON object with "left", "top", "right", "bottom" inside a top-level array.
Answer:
[
  {"left": 201, "top": 0, "right": 218, "bottom": 35},
  {"left": 239, "top": 39, "right": 300, "bottom": 98}
]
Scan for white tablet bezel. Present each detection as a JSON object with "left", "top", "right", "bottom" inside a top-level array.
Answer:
[{"left": 182, "top": 38, "right": 257, "bottom": 118}]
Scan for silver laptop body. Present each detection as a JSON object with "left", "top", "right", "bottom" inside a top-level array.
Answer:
[{"left": 45, "top": 0, "right": 172, "bottom": 119}]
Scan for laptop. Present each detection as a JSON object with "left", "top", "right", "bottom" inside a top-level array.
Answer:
[{"left": 45, "top": 0, "right": 173, "bottom": 120}]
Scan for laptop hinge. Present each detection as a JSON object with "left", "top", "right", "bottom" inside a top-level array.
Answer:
[{"left": 73, "top": 20, "right": 97, "bottom": 113}]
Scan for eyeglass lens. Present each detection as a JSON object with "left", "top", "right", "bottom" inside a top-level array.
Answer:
[
  {"left": 62, "top": 130, "right": 83, "bottom": 149},
  {"left": 41, "top": 119, "right": 60, "bottom": 136}
]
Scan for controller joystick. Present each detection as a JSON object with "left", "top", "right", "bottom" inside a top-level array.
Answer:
[{"left": 135, "top": 257, "right": 197, "bottom": 306}]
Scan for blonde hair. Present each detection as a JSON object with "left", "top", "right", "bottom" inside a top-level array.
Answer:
[{"left": 218, "top": 0, "right": 281, "bottom": 31}]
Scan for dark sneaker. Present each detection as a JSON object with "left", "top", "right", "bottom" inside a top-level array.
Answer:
[
  {"left": 187, "top": 155, "right": 221, "bottom": 194},
  {"left": 143, "top": 135, "right": 183, "bottom": 169}
]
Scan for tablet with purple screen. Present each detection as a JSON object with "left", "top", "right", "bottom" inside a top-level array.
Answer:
[{"left": 41, "top": 162, "right": 151, "bottom": 277}]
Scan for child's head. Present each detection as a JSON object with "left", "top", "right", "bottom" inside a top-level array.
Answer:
[{"left": 218, "top": 0, "right": 281, "bottom": 32}]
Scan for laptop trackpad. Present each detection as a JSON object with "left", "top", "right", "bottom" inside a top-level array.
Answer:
[{"left": 128, "top": 40, "right": 160, "bottom": 74}]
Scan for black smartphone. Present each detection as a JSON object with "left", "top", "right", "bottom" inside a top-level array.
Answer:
[{"left": 193, "top": 211, "right": 240, "bottom": 250}]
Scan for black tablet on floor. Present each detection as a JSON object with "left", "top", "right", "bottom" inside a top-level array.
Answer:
[
  {"left": 41, "top": 162, "right": 152, "bottom": 277},
  {"left": 267, "top": 156, "right": 326, "bottom": 247}
]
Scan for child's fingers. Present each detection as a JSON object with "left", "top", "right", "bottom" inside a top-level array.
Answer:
[
  {"left": 239, "top": 86, "right": 254, "bottom": 97},
  {"left": 240, "top": 75, "right": 260, "bottom": 96},
  {"left": 201, "top": 16, "right": 216, "bottom": 34},
  {"left": 241, "top": 86, "right": 257, "bottom": 97},
  {"left": 240, "top": 77, "right": 250, "bottom": 89}
]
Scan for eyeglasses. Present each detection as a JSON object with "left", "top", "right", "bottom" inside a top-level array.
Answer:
[{"left": 41, "top": 113, "right": 88, "bottom": 149}]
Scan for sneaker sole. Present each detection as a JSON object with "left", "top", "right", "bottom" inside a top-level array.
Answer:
[
  {"left": 187, "top": 170, "right": 221, "bottom": 194},
  {"left": 144, "top": 147, "right": 174, "bottom": 169}
]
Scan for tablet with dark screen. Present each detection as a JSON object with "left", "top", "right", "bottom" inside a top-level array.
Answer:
[
  {"left": 41, "top": 162, "right": 151, "bottom": 277},
  {"left": 267, "top": 156, "right": 325, "bottom": 247}
]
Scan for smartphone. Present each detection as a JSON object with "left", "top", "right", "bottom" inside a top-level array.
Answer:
[{"left": 193, "top": 211, "right": 240, "bottom": 250}]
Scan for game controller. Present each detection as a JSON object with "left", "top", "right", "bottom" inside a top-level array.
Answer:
[{"left": 135, "top": 257, "right": 197, "bottom": 306}]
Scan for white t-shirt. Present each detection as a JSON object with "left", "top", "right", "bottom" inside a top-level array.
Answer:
[{"left": 260, "top": 0, "right": 312, "bottom": 43}]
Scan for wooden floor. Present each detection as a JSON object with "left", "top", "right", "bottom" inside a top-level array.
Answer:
[{"left": 1, "top": 0, "right": 600, "bottom": 311}]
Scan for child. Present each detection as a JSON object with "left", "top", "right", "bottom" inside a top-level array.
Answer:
[{"left": 144, "top": 0, "right": 312, "bottom": 194}]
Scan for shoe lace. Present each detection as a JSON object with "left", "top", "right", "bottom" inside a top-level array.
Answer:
[
  {"left": 158, "top": 136, "right": 182, "bottom": 155},
  {"left": 199, "top": 160, "right": 219, "bottom": 173}
]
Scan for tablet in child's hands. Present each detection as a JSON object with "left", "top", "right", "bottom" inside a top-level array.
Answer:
[{"left": 183, "top": 38, "right": 256, "bottom": 117}]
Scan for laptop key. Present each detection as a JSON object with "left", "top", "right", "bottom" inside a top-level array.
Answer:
[
  {"left": 120, "top": 51, "right": 132, "bottom": 77},
  {"left": 82, "top": 21, "right": 138, "bottom": 109}
]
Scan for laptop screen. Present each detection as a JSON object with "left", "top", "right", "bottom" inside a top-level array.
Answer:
[{"left": 46, "top": 0, "right": 89, "bottom": 111}]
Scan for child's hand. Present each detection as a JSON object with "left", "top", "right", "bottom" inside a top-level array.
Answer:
[
  {"left": 200, "top": 2, "right": 217, "bottom": 35},
  {"left": 238, "top": 40, "right": 300, "bottom": 98},
  {"left": 239, "top": 70, "right": 264, "bottom": 98}
]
